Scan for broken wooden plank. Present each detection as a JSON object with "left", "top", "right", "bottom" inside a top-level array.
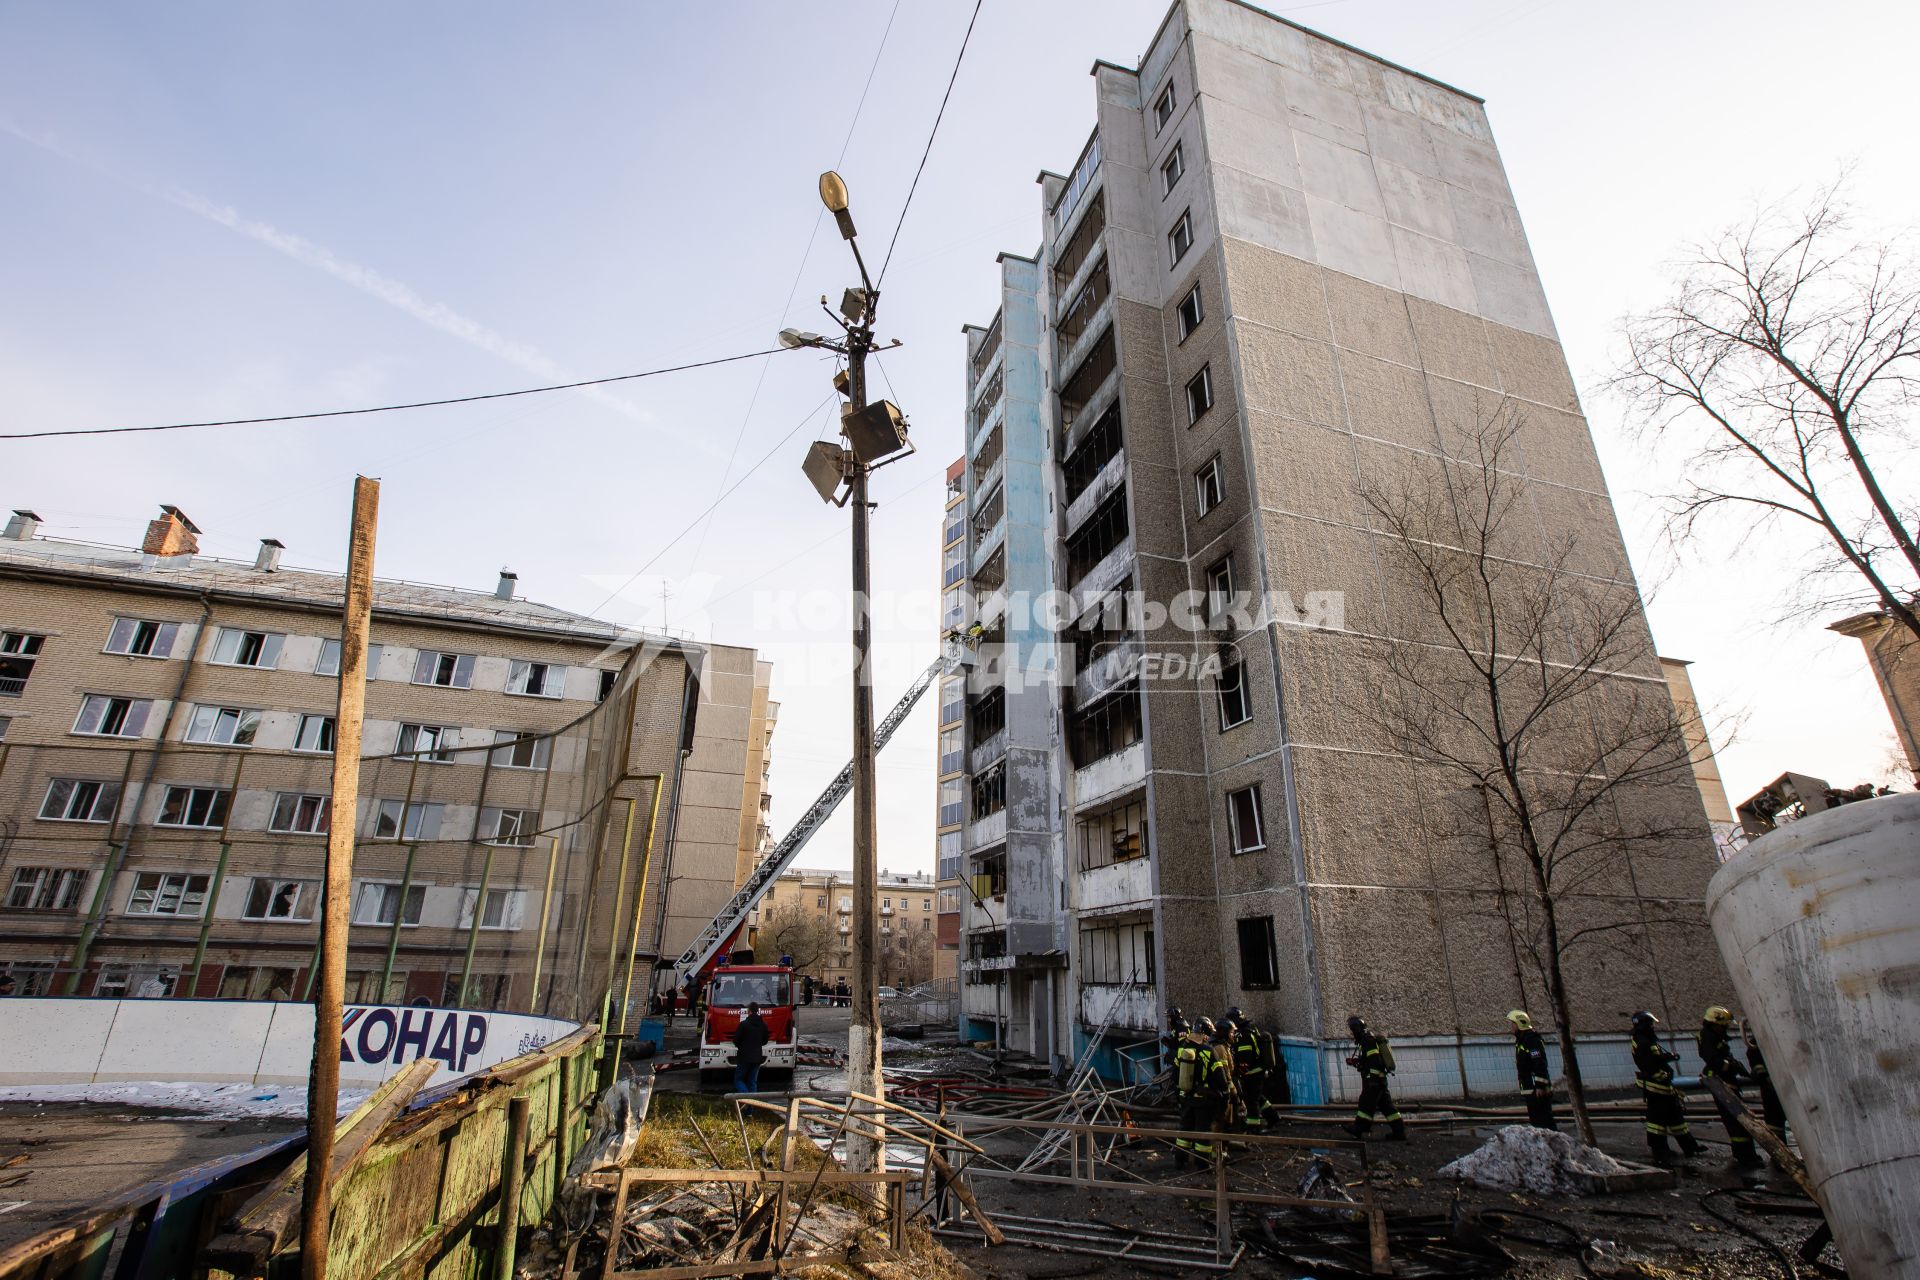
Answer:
[
  {"left": 203, "top": 1059, "right": 437, "bottom": 1272},
  {"left": 924, "top": 1150, "right": 1002, "bottom": 1246}
]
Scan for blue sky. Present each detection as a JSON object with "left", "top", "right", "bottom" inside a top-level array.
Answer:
[{"left": 4, "top": 0, "right": 1915, "bottom": 874}]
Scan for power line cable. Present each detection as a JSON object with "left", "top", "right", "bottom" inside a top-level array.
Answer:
[
  {"left": 877, "top": 0, "right": 985, "bottom": 285},
  {"left": 0, "top": 347, "right": 791, "bottom": 442},
  {"left": 684, "top": 0, "right": 904, "bottom": 575},
  {"left": 584, "top": 392, "right": 837, "bottom": 618}
]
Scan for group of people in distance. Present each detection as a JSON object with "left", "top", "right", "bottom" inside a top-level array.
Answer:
[{"left": 1164, "top": 1003, "right": 1788, "bottom": 1169}]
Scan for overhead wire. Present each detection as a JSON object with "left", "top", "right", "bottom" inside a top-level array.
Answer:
[
  {"left": 584, "top": 391, "right": 838, "bottom": 619},
  {"left": 877, "top": 0, "right": 985, "bottom": 285},
  {"left": 0, "top": 347, "right": 791, "bottom": 442},
  {"left": 684, "top": 0, "right": 905, "bottom": 575}
]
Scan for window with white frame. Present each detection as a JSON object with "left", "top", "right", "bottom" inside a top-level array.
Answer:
[
  {"left": 1227, "top": 784, "right": 1265, "bottom": 854},
  {"left": 1195, "top": 456, "right": 1224, "bottom": 516},
  {"left": 506, "top": 660, "right": 567, "bottom": 699},
  {"left": 372, "top": 799, "right": 444, "bottom": 841},
  {"left": 1218, "top": 657, "right": 1252, "bottom": 728},
  {"left": 1177, "top": 283, "right": 1203, "bottom": 339},
  {"left": 39, "top": 778, "right": 120, "bottom": 823},
  {"left": 157, "top": 786, "right": 231, "bottom": 829},
  {"left": 353, "top": 881, "right": 424, "bottom": 927},
  {"left": 105, "top": 618, "right": 179, "bottom": 659},
  {"left": 294, "top": 713, "right": 336, "bottom": 753},
  {"left": 459, "top": 887, "right": 526, "bottom": 931},
  {"left": 184, "top": 705, "right": 261, "bottom": 747},
  {"left": 480, "top": 807, "right": 538, "bottom": 846},
  {"left": 1186, "top": 365, "right": 1214, "bottom": 424},
  {"left": 396, "top": 723, "right": 456, "bottom": 763},
  {"left": 412, "top": 650, "right": 475, "bottom": 689},
  {"left": 491, "top": 729, "right": 552, "bottom": 770},
  {"left": 1162, "top": 142, "right": 1184, "bottom": 194},
  {"left": 72, "top": 694, "right": 152, "bottom": 738},
  {"left": 1153, "top": 83, "right": 1175, "bottom": 130},
  {"left": 314, "top": 638, "right": 342, "bottom": 676},
  {"left": 209, "top": 627, "right": 284, "bottom": 669},
  {"left": 6, "top": 866, "right": 86, "bottom": 911},
  {"left": 243, "top": 878, "right": 314, "bottom": 921},
  {"left": 125, "top": 872, "right": 210, "bottom": 917},
  {"left": 269, "top": 792, "right": 331, "bottom": 835},
  {"left": 1206, "top": 556, "right": 1235, "bottom": 623},
  {"left": 1168, "top": 209, "right": 1193, "bottom": 265}
]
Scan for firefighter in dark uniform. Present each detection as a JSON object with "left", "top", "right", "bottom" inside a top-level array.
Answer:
[
  {"left": 1169, "top": 1012, "right": 1213, "bottom": 1168},
  {"left": 1224, "top": 1008, "right": 1269, "bottom": 1132},
  {"left": 1340, "top": 1016, "right": 1405, "bottom": 1140},
  {"left": 1208, "top": 1018, "right": 1242, "bottom": 1137},
  {"left": 1631, "top": 1010, "right": 1703, "bottom": 1164},
  {"left": 1742, "top": 1020, "right": 1788, "bottom": 1140},
  {"left": 1699, "top": 1005, "right": 1763, "bottom": 1167},
  {"left": 1506, "top": 1010, "right": 1557, "bottom": 1131}
]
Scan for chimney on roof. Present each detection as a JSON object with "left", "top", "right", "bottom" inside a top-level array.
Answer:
[
  {"left": 254, "top": 538, "right": 285, "bottom": 572},
  {"left": 495, "top": 569, "right": 518, "bottom": 601},
  {"left": 4, "top": 510, "right": 42, "bottom": 541},
  {"left": 141, "top": 505, "right": 201, "bottom": 558}
]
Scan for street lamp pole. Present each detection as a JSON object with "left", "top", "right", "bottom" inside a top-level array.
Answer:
[{"left": 801, "top": 170, "right": 892, "bottom": 1179}]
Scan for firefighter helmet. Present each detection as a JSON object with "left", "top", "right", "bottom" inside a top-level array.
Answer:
[
  {"left": 1168, "top": 1008, "right": 1189, "bottom": 1034},
  {"left": 1194, "top": 1016, "right": 1217, "bottom": 1038},
  {"left": 1704, "top": 1005, "right": 1734, "bottom": 1026},
  {"left": 1506, "top": 1010, "right": 1532, "bottom": 1030},
  {"left": 1346, "top": 1015, "right": 1367, "bottom": 1038},
  {"left": 1225, "top": 1006, "right": 1248, "bottom": 1029},
  {"left": 1630, "top": 1010, "right": 1659, "bottom": 1033}
]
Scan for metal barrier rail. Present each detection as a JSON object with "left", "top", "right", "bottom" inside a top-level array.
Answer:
[{"left": 941, "top": 1114, "right": 1390, "bottom": 1273}]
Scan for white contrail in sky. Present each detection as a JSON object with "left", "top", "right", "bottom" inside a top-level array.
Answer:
[{"left": 3, "top": 117, "right": 656, "bottom": 426}]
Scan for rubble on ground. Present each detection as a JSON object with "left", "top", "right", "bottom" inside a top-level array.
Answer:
[{"left": 1439, "top": 1124, "right": 1632, "bottom": 1196}]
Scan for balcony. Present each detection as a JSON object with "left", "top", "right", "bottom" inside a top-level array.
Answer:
[
  {"left": 1074, "top": 636, "right": 1142, "bottom": 708},
  {"left": 970, "top": 312, "right": 1005, "bottom": 387},
  {"left": 1074, "top": 740, "right": 1146, "bottom": 809},
  {"left": 971, "top": 519, "right": 1005, "bottom": 577},
  {"left": 972, "top": 453, "right": 1005, "bottom": 510},
  {"left": 1057, "top": 329, "right": 1117, "bottom": 435},
  {"left": 1069, "top": 536, "right": 1135, "bottom": 615},
  {"left": 1080, "top": 981, "right": 1158, "bottom": 1033},
  {"left": 1063, "top": 449, "right": 1126, "bottom": 539},
  {"left": 1049, "top": 130, "right": 1103, "bottom": 244},
  {"left": 968, "top": 726, "right": 1008, "bottom": 775},
  {"left": 0, "top": 677, "right": 25, "bottom": 697},
  {"left": 967, "top": 808, "right": 1007, "bottom": 851},
  {"left": 1079, "top": 854, "right": 1153, "bottom": 916},
  {"left": 972, "top": 543, "right": 1006, "bottom": 592}
]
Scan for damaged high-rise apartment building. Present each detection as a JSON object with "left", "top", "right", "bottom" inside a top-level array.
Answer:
[{"left": 947, "top": 0, "right": 1729, "bottom": 1100}]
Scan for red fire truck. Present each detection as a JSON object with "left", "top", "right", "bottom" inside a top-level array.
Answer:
[{"left": 698, "top": 952, "right": 798, "bottom": 1078}]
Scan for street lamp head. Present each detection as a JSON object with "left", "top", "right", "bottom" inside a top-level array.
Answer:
[
  {"left": 819, "top": 170, "right": 858, "bottom": 241},
  {"left": 818, "top": 171, "right": 850, "bottom": 212},
  {"left": 779, "top": 328, "right": 824, "bottom": 349}
]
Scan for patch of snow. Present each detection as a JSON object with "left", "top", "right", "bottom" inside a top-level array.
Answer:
[
  {"left": 1439, "top": 1124, "right": 1630, "bottom": 1197},
  {"left": 0, "top": 1081, "right": 370, "bottom": 1120}
]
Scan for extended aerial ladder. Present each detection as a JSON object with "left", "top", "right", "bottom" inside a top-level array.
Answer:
[{"left": 670, "top": 645, "right": 964, "bottom": 990}]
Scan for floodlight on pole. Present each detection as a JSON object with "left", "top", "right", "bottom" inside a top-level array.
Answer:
[{"left": 780, "top": 328, "right": 825, "bottom": 349}]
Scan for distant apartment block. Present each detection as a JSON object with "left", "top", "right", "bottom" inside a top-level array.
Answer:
[{"left": 750, "top": 866, "right": 937, "bottom": 991}]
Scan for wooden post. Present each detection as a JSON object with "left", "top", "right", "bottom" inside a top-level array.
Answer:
[
  {"left": 556, "top": 1054, "right": 575, "bottom": 1203},
  {"left": 494, "top": 1095, "right": 532, "bottom": 1280},
  {"left": 302, "top": 475, "right": 379, "bottom": 1280}
]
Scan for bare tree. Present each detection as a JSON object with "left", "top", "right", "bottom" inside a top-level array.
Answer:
[
  {"left": 757, "top": 904, "right": 834, "bottom": 977},
  {"left": 1614, "top": 182, "right": 1920, "bottom": 639},
  {"left": 883, "top": 927, "right": 935, "bottom": 990},
  {"left": 1356, "top": 403, "right": 1715, "bottom": 1145}
]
